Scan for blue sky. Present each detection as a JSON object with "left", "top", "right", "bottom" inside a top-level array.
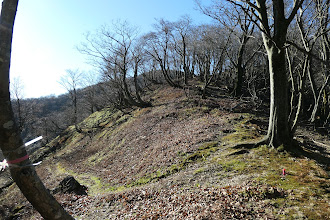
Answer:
[{"left": 8, "top": 0, "right": 213, "bottom": 98}]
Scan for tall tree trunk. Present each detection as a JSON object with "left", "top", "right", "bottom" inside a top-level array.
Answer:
[
  {"left": 235, "top": 65, "right": 244, "bottom": 97},
  {"left": 122, "top": 69, "right": 150, "bottom": 108},
  {"left": 254, "top": 0, "right": 302, "bottom": 150},
  {"left": 133, "top": 63, "right": 152, "bottom": 107},
  {"left": 182, "top": 36, "right": 189, "bottom": 85},
  {"left": 0, "top": 1, "right": 73, "bottom": 219},
  {"left": 310, "top": 75, "right": 330, "bottom": 123},
  {"left": 265, "top": 44, "right": 293, "bottom": 149},
  {"left": 234, "top": 37, "right": 247, "bottom": 97},
  {"left": 161, "top": 64, "right": 181, "bottom": 88}
]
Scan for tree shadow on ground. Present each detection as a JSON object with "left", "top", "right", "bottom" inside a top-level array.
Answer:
[{"left": 298, "top": 139, "right": 330, "bottom": 170}]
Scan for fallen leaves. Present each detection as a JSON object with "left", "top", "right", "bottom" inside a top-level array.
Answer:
[{"left": 56, "top": 182, "right": 281, "bottom": 219}]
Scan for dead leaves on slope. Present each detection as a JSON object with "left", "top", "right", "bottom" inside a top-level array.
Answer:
[{"left": 58, "top": 182, "right": 282, "bottom": 219}]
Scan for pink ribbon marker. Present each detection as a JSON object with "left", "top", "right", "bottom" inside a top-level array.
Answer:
[{"left": 7, "top": 154, "right": 29, "bottom": 164}]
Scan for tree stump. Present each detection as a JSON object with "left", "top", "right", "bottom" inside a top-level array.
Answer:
[{"left": 53, "top": 176, "right": 87, "bottom": 195}]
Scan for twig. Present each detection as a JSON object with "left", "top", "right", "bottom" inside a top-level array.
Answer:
[{"left": 311, "top": 139, "right": 330, "bottom": 149}]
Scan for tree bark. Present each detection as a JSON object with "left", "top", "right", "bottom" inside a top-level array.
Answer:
[
  {"left": 133, "top": 61, "right": 152, "bottom": 107},
  {"left": 264, "top": 41, "right": 293, "bottom": 149},
  {"left": 122, "top": 65, "right": 151, "bottom": 108},
  {"left": 254, "top": 0, "right": 303, "bottom": 150},
  {"left": 0, "top": 1, "right": 73, "bottom": 219},
  {"left": 234, "top": 36, "right": 247, "bottom": 97}
]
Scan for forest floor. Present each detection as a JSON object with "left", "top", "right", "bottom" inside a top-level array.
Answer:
[{"left": 0, "top": 83, "right": 329, "bottom": 219}]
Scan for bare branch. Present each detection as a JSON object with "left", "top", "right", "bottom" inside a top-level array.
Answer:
[
  {"left": 286, "top": 40, "right": 330, "bottom": 65},
  {"left": 287, "top": 0, "right": 305, "bottom": 24}
]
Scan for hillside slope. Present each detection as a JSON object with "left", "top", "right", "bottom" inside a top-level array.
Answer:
[{"left": 0, "top": 85, "right": 329, "bottom": 219}]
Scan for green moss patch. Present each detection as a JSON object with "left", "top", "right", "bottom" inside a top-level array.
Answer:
[
  {"left": 127, "top": 142, "right": 219, "bottom": 187},
  {"left": 218, "top": 159, "right": 247, "bottom": 172},
  {"left": 243, "top": 145, "right": 329, "bottom": 219},
  {"left": 222, "top": 114, "right": 262, "bottom": 145}
]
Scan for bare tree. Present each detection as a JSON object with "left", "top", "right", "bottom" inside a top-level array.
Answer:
[
  {"left": 81, "top": 71, "right": 103, "bottom": 114},
  {"left": 0, "top": 0, "right": 73, "bottom": 219},
  {"left": 239, "top": 0, "right": 304, "bottom": 149},
  {"left": 172, "top": 16, "right": 195, "bottom": 85},
  {"left": 193, "top": 24, "right": 230, "bottom": 98},
  {"left": 198, "top": 0, "right": 306, "bottom": 150},
  {"left": 79, "top": 21, "right": 151, "bottom": 108},
  {"left": 10, "top": 77, "right": 26, "bottom": 132},
  {"left": 197, "top": 2, "right": 259, "bottom": 97},
  {"left": 298, "top": 0, "right": 330, "bottom": 126},
  {"left": 142, "top": 19, "right": 182, "bottom": 88},
  {"left": 141, "top": 58, "right": 164, "bottom": 85},
  {"left": 283, "top": 0, "right": 329, "bottom": 131},
  {"left": 59, "top": 69, "right": 82, "bottom": 129},
  {"left": 131, "top": 38, "right": 152, "bottom": 106}
]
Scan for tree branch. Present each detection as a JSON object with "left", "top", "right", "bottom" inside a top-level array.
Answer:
[{"left": 286, "top": 40, "right": 330, "bottom": 65}]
